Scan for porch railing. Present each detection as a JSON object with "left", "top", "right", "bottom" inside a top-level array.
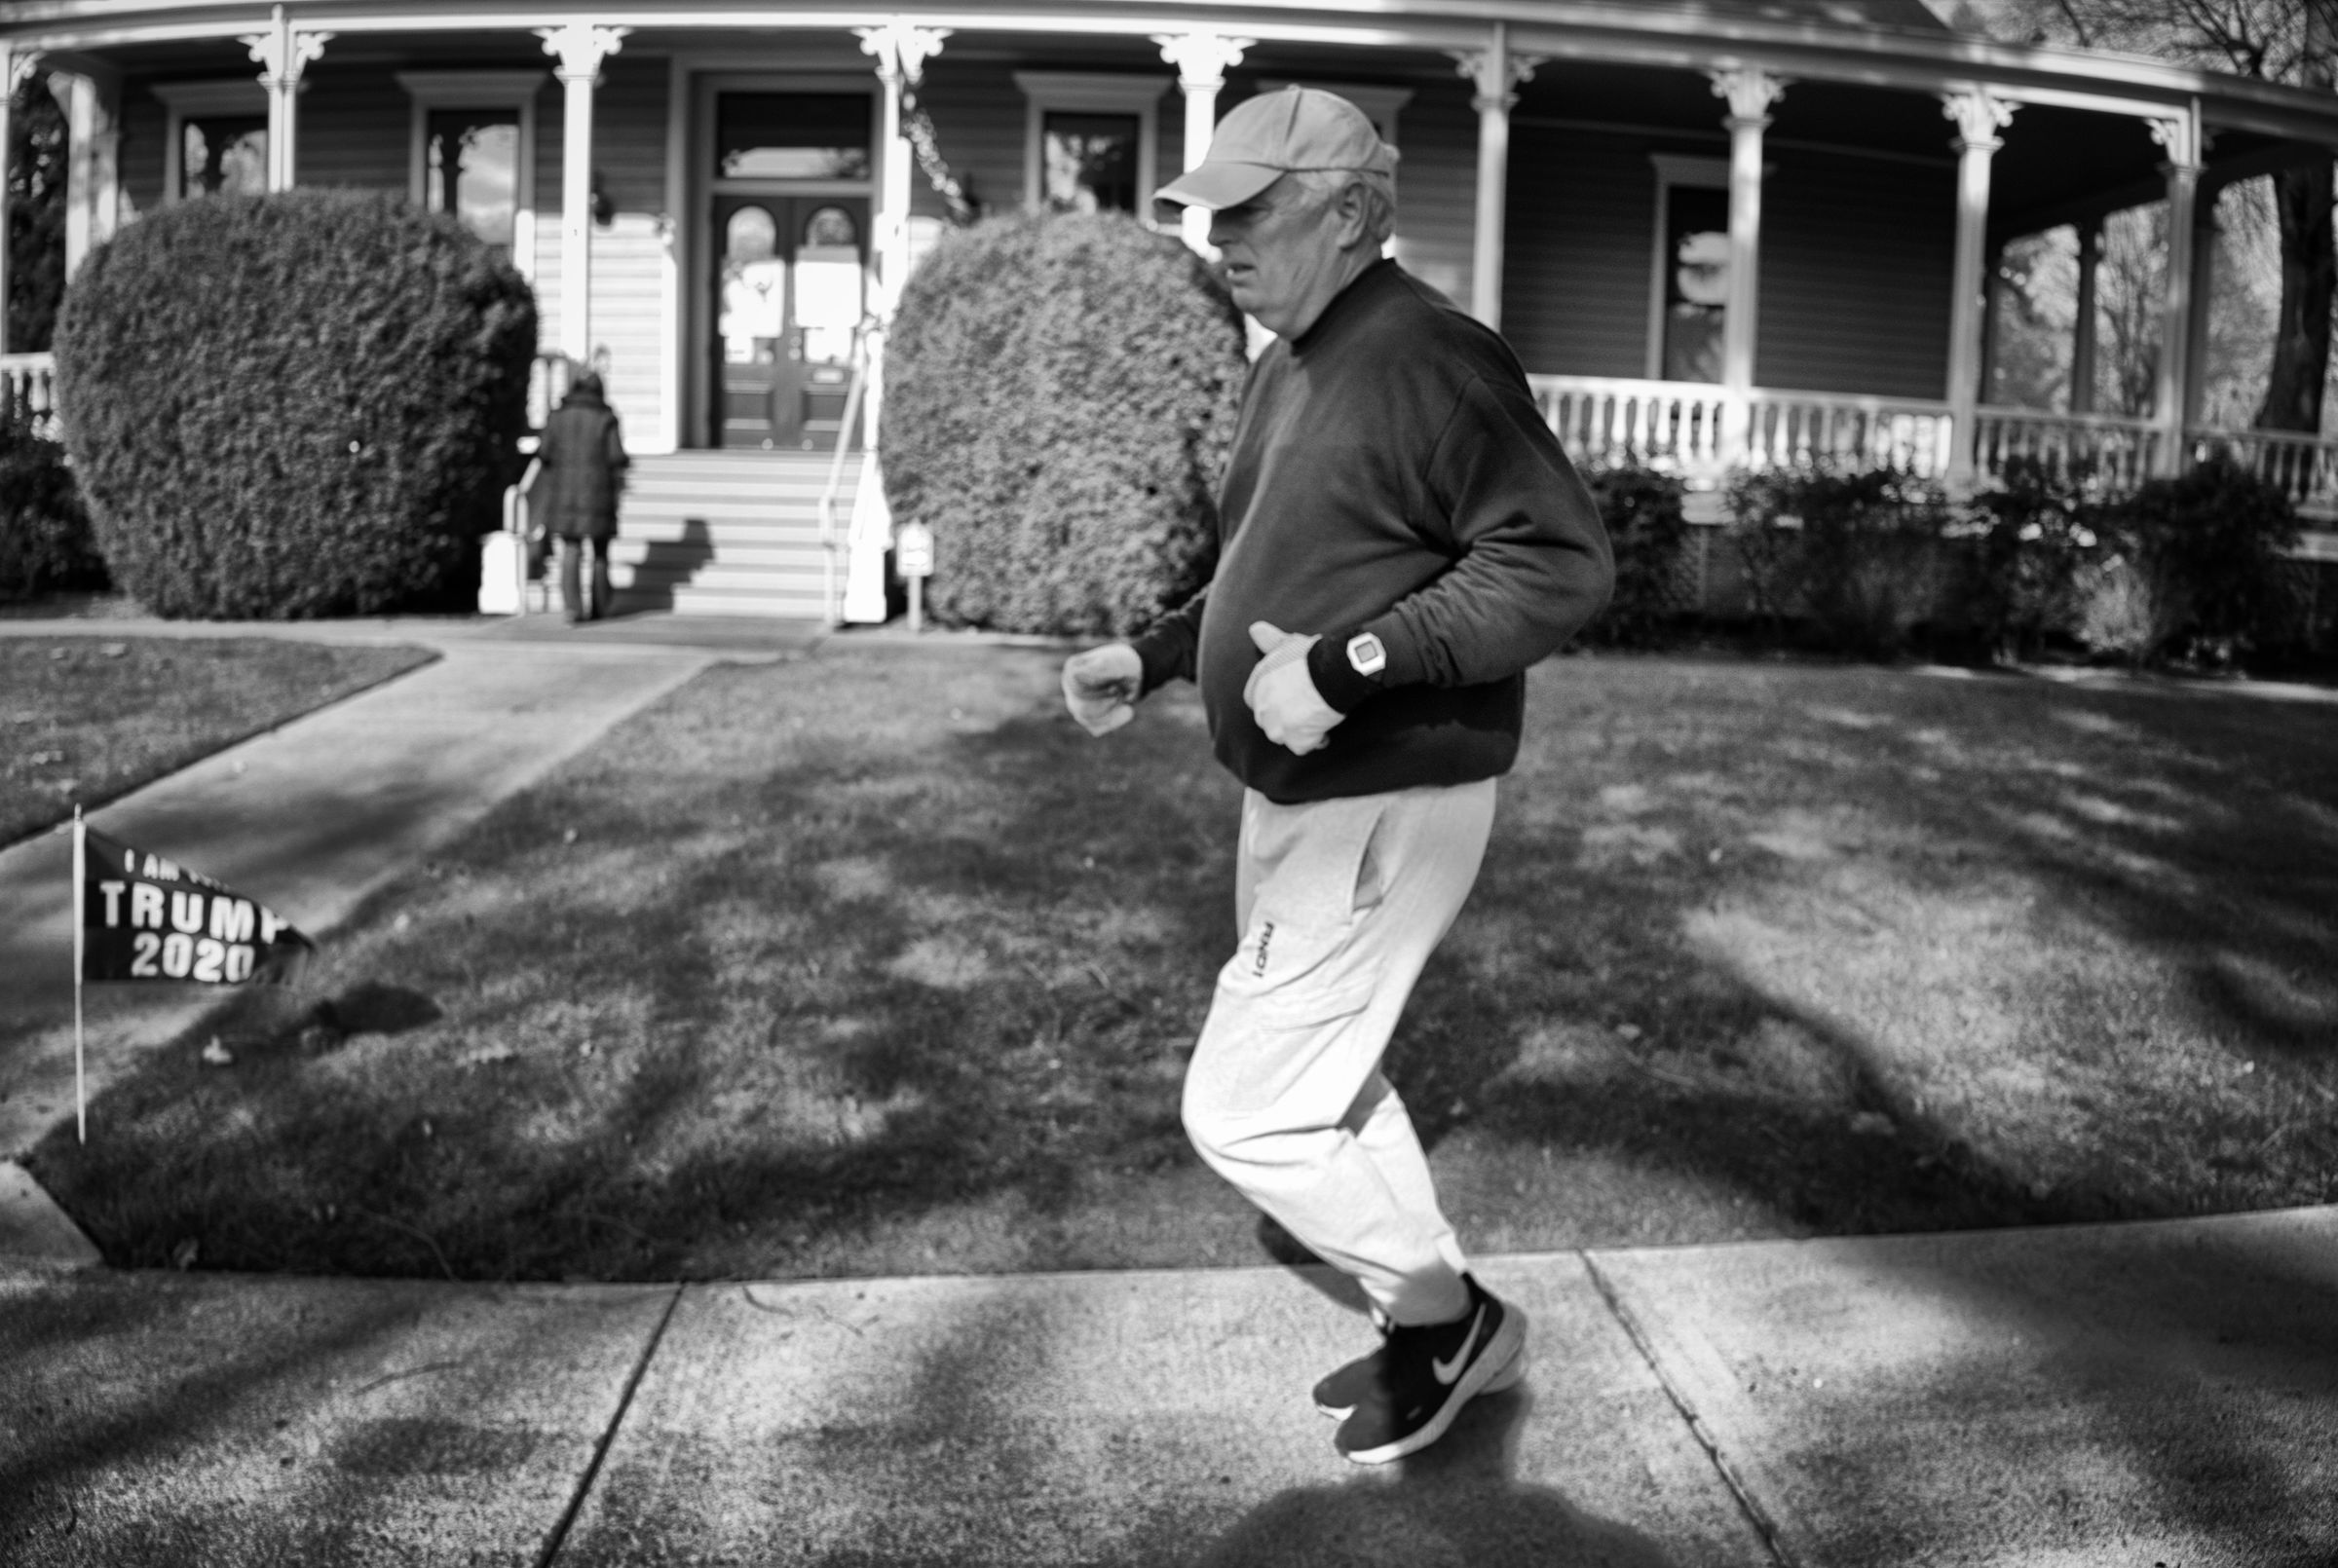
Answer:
[
  {"left": 1529, "top": 373, "right": 2338, "bottom": 525},
  {"left": 2, "top": 351, "right": 57, "bottom": 435},
  {"left": 2189, "top": 426, "right": 2338, "bottom": 520}
]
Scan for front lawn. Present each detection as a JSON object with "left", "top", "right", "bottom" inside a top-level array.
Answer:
[
  {"left": 0, "top": 636, "right": 438, "bottom": 850},
  {"left": 28, "top": 646, "right": 2338, "bottom": 1282}
]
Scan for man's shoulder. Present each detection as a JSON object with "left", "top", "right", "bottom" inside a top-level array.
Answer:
[{"left": 1355, "top": 266, "right": 1525, "bottom": 386}]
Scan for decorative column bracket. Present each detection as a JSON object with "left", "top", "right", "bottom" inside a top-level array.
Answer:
[
  {"left": 1942, "top": 85, "right": 2016, "bottom": 151},
  {"left": 1449, "top": 40, "right": 1546, "bottom": 113},
  {"left": 1709, "top": 63, "right": 1787, "bottom": 128},
  {"left": 856, "top": 21, "right": 951, "bottom": 88},
  {"left": 537, "top": 21, "right": 629, "bottom": 84},
  {"left": 241, "top": 6, "right": 333, "bottom": 191}
]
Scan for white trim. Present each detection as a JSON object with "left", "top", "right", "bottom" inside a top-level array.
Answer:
[
  {"left": 1257, "top": 78, "right": 1413, "bottom": 146},
  {"left": 661, "top": 54, "right": 688, "bottom": 454},
  {"left": 1013, "top": 70, "right": 1166, "bottom": 212},
  {"left": 150, "top": 78, "right": 264, "bottom": 204},
  {"left": 397, "top": 69, "right": 544, "bottom": 280},
  {"left": 1645, "top": 154, "right": 1727, "bottom": 379}
]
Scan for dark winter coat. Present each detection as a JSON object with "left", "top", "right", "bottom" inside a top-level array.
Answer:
[{"left": 536, "top": 388, "right": 629, "bottom": 541}]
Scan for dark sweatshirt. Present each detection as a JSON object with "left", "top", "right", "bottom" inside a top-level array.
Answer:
[{"left": 1129, "top": 259, "right": 1613, "bottom": 804}]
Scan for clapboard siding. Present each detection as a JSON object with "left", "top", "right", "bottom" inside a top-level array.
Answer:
[
  {"left": 120, "top": 92, "right": 166, "bottom": 213},
  {"left": 1503, "top": 127, "right": 1667, "bottom": 378},
  {"left": 586, "top": 58, "right": 672, "bottom": 438},
  {"left": 1760, "top": 149, "right": 1954, "bottom": 397},
  {"left": 1384, "top": 77, "right": 1479, "bottom": 313},
  {"left": 299, "top": 69, "right": 409, "bottom": 191},
  {"left": 910, "top": 60, "right": 1029, "bottom": 222}
]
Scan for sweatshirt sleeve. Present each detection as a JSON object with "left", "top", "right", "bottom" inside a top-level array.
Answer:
[
  {"left": 1128, "top": 585, "right": 1208, "bottom": 695},
  {"left": 1307, "top": 373, "right": 1612, "bottom": 711}
]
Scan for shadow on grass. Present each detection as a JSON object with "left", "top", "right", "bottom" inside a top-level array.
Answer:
[{"left": 23, "top": 651, "right": 2338, "bottom": 1286}]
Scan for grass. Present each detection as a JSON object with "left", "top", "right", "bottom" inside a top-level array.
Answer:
[
  {"left": 26, "top": 644, "right": 2338, "bottom": 1284},
  {"left": 0, "top": 636, "right": 439, "bottom": 850}
]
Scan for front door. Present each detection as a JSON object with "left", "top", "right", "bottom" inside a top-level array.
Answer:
[{"left": 713, "top": 195, "right": 869, "bottom": 451}]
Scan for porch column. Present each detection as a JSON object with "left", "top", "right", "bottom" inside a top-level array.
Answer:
[
  {"left": 242, "top": 5, "right": 332, "bottom": 191},
  {"left": 849, "top": 21, "right": 950, "bottom": 625},
  {"left": 1942, "top": 87, "right": 2015, "bottom": 486},
  {"left": 1448, "top": 25, "right": 1545, "bottom": 330},
  {"left": 1154, "top": 31, "right": 1252, "bottom": 255},
  {"left": 2148, "top": 110, "right": 2203, "bottom": 475},
  {"left": 2184, "top": 182, "right": 2221, "bottom": 425},
  {"left": 538, "top": 22, "right": 629, "bottom": 367},
  {"left": 49, "top": 63, "right": 121, "bottom": 279},
  {"left": 857, "top": 21, "right": 950, "bottom": 322},
  {"left": 2071, "top": 217, "right": 2101, "bottom": 413},
  {"left": 1710, "top": 64, "right": 1786, "bottom": 462}
]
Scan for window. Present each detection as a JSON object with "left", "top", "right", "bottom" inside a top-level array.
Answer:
[
  {"left": 397, "top": 73, "right": 544, "bottom": 276},
  {"left": 424, "top": 110, "right": 521, "bottom": 251},
  {"left": 715, "top": 93, "right": 871, "bottom": 182},
  {"left": 1014, "top": 73, "right": 1165, "bottom": 216},
  {"left": 152, "top": 82, "right": 269, "bottom": 203},
  {"left": 184, "top": 117, "right": 268, "bottom": 198},
  {"left": 1647, "top": 156, "right": 1731, "bottom": 384},
  {"left": 1042, "top": 111, "right": 1140, "bottom": 213}
]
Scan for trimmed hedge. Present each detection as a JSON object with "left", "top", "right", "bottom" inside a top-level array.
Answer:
[
  {"left": 2094, "top": 451, "right": 2302, "bottom": 666},
  {"left": 882, "top": 210, "right": 1246, "bottom": 635},
  {"left": 1725, "top": 466, "right": 1954, "bottom": 657},
  {"left": 55, "top": 191, "right": 536, "bottom": 618},
  {"left": 0, "top": 413, "right": 102, "bottom": 599}
]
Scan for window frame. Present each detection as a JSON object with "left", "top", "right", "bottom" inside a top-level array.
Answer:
[
  {"left": 396, "top": 71, "right": 545, "bottom": 278},
  {"left": 151, "top": 80, "right": 269, "bottom": 204},
  {"left": 1013, "top": 71, "right": 1166, "bottom": 216},
  {"left": 1646, "top": 154, "right": 1731, "bottom": 381}
]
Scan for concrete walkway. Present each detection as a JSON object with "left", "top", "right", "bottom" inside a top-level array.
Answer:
[{"left": 2, "top": 611, "right": 2334, "bottom": 1566}]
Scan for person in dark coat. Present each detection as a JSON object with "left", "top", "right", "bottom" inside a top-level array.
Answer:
[{"left": 533, "top": 371, "right": 629, "bottom": 622}]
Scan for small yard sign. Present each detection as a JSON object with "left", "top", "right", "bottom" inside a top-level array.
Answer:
[{"left": 896, "top": 522, "right": 934, "bottom": 579}]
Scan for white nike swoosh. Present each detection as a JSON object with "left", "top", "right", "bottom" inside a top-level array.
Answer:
[{"left": 1431, "top": 1305, "right": 1487, "bottom": 1385}]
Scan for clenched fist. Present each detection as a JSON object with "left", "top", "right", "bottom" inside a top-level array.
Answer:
[{"left": 1062, "top": 643, "right": 1144, "bottom": 736}]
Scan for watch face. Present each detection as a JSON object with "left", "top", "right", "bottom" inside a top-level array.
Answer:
[{"left": 1347, "top": 633, "right": 1386, "bottom": 677}]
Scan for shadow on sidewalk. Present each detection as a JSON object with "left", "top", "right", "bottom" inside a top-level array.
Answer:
[{"left": 1187, "top": 1388, "right": 1686, "bottom": 1568}]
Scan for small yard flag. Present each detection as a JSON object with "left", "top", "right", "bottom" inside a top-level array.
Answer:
[{"left": 70, "top": 810, "right": 315, "bottom": 1141}]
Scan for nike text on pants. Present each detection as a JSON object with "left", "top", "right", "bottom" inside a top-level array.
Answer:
[{"left": 1182, "top": 778, "right": 1496, "bottom": 1327}]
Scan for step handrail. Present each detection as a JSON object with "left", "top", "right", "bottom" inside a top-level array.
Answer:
[{"left": 816, "top": 318, "right": 877, "bottom": 629}]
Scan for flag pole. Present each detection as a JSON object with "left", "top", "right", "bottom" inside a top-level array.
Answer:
[{"left": 72, "top": 805, "right": 87, "bottom": 1144}]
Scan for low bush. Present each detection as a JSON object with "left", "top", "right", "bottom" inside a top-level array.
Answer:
[
  {"left": 1725, "top": 466, "right": 1953, "bottom": 657},
  {"left": 1951, "top": 456, "right": 2099, "bottom": 662},
  {"left": 882, "top": 210, "right": 1245, "bottom": 636},
  {"left": 1576, "top": 464, "right": 1691, "bottom": 647},
  {"left": 0, "top": 413, "right": 103, "bottom": 600},
  {"left": 2082, "top": 451, "right": 2302, "bottom": 667},
  {"left": 55, "top": 191, "right": 536, "bottom": 619}
]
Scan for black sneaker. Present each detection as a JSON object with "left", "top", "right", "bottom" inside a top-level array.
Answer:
[
  {"left": 1314, "top": 1296, "right": 1526, "bottom": 1419},
  {"left": 1330, "top": 1275, "right": 1527, "bottom": 1465}
]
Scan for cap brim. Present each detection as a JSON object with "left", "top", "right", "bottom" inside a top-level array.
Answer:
[{"left": 1153, "top": 161, "right": 1282, "bottom": 211}]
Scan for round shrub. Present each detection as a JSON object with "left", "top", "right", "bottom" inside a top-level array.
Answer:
[
  {"left": 2093, "top": 451, "right": 2301, "bottom": 665},
  {"left": 55, "top": 190, "right": 536, "bottom": 618},
  {"left": 882, "top": 210, "right": 1246, "bottom": 635}
]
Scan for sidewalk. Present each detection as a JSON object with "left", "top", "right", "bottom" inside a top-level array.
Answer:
[
  {"left": 2, "top": 610, "right": 2334, "bottom": 1566},
  {"left": 3, "top": 1208, "right": 2333, "bottom": 1566}
]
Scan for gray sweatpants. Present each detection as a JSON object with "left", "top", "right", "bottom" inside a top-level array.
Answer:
[{"left": 1182, "top": 778, "right": 1496, "bottom": 1326}]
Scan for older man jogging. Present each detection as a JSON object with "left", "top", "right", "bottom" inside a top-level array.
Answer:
[{"left": 1063, "top": 86, "right": 1612, "bottom": 1464}]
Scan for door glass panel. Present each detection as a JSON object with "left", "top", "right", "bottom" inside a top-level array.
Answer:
[
  {"left": 1662, "top": 185, "right": 1729, "bottom": 385},
  {"left": 794, "top": 205, "right": 862, "bottom": 364},
  {"left": 1042, "top": 111, "right": 1139, "bottom": 213},
  {"left": 425, "top": 110, "right": 520, "bottom": 252},
  {"left": 716, "top": 93, "right": 872, "bottom": 180},
  {"left": 719, "top": 205, "right": 783, "bottom": 365},
  {"left": 183, "top": 117, "right": 268, "bottom": 198}
]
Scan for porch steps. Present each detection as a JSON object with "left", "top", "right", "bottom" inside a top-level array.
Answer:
[{"left": 607, "top": 450, "right": 856, "bottom": 620}]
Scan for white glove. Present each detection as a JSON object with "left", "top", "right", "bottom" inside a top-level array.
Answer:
[
  {"left": 1061, "top": 643, "right": 1143, "bottom": 736},
  {"left": 1244, "top": 621, "right": 1343, "bottom": 756}
]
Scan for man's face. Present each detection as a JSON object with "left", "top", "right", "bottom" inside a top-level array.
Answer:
[{"left": 1208, "top": 176, "right": 1353, "bottom": 339}]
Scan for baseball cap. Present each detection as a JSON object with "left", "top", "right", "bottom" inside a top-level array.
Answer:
[{"left": 1155, "top": 86, "right": 1399, "bottom": 211}]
